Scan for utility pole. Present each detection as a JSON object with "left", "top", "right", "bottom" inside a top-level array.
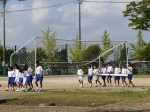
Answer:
[
  {"left": 77, "top": 0, "right": 82, "bottom": 49},
  {"left": 0, "top": 0, "right": 8, "bottom": 75}
]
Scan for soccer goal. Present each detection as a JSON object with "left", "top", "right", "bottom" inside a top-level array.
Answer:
[{"left": 10, "top": 37, "right": 128, "bottom": 75}]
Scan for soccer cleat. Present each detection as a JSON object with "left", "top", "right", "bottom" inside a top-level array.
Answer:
[
  {"left": 80, "top": 84, "right": 83, "bottom": 88},
  {"left": 35, "top": 89, "right": 39, "bottom": 92},
  {"left": 16, "top": 88, "right": 20, "bottom": 92},
  {"left": 113, "top": 84, "right": 116, "bottom": 87},
  {"left": 107, "top": 83, "right": 110, "bottom": 87},
  {"left": 5, "top": 88, "right": 9, "bottom": 91},
  {"left": 89, "top": 84, "right": 92, "bottom": 87}
]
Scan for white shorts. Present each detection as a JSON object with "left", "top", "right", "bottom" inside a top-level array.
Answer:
[
  {"left": 23, "top": 77, "right": 27, "bottom": 85},
  {"left": 94, "top": 75, "right": 99, "bottom": 80},
  {"left": 15, "top": 77, "right": 19, "bottom": 83},
  {"left": 78, "top": 76, "right": 83, "bottom": 81}
]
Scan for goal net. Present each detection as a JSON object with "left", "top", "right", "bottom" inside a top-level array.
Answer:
[{"left": 10, "top": 37, "right": 128, "bottom": 75}]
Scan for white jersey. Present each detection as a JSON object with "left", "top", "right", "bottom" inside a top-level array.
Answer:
[
  {"left": 8, "top": 71, "right": 15, "bottom": 77},
  {"left": 93, "top": 69, "right": 100, "bottom": 75},
  {"left": 77, "top": 69, "right": 84, "bottom": 76},
  {"left": 15, "top": 69, "right": 19, "bottom": 77},
  {"left": 19, "top": 72, "right": 24, "bottom": 78},
  {"left": 122, "top": 68, "right": 127, "bottom": 74},
  {"left": 88, "top": 68, "right": 93, "bottom": 76},
  {"left": 101, "top": 68, "right": 106, "bottom": 74},
  {"left": 114, "top": 67, "right": 121, "bottom": 74},
  {"left": 28, "top": 67, "right": 33, "bottom": 76},
  {"left": 107, "top": 66, "right": 113, "bottom": 72},
  {"left": 127, "top": 67, "right": 132, "bottom": 74},
  {"left": 36, "top": 66, "right": 43, "bottom": 75}
]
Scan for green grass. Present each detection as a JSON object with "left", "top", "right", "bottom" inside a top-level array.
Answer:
[{"left": 3, "top": 90, "right": 150, "bottom": 107}]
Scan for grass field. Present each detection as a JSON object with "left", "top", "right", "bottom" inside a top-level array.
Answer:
[{"left": 0, "top": 75, "right": 150, "bottom": 111}]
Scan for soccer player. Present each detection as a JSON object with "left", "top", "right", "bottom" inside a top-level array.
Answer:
[
  {"left": 77, "top": 66, "right": 84, "bottom": 88},
  {"left": 87, "top": 65, "right": 93, "bottom": 87},
  {"left": 113, "top": 64, "right": 121, "bottom": 87},
  {"left": 14, "top": 64, "right": 20, "bottom": 90},
  {"left": 101, "top": 64, "right": 107, "bottom": 87},
  {"left": 5, "top": 66, "right": 14, "bottom": 91},
  {"left": 16, "top": 69, "right": 24, "bottom": 91},
  {"left": 121, "top": 65, "right": 128, "bottom": 87},
  {"left": 93, "top": 65, "right": 101, "bottom": 87},
  {"left": 23, "top": 67, "right": 28, "bottom": 91},
  {"left": 35, "top": 61, "right": 43, "bottom": 92},
  {"left": 127, "top": 62, "right": 134, "bottom": 87},
  {"left": 106, "top": 62, "right": 113, "bottom": 87},
  {"left": 25, "top": 63, "right": 34, "bottom": 91}
]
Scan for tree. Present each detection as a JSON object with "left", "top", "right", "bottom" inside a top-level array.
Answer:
[
  {"left": 54, "top": 44, "right": 68, "bottom": 62},
  {"left": 42, "top": 27, "right": 58, "bottom": 62},
  {"left": 101, "top": 30, "right": 113, "bottom": 61},
  {"left": 27, "top": 47, "right": 45, "bottom": 64},
  {"left": 82, "top": 44, "right": 101, "bottom": 61},
  {"left": 123, "top": 0, "right": 150, "bottom": 31},
  {"left": 69, "top": 35, "right": 86, "bottom": 62},
  {"left": 130, "top": 30, "right": 147, "bottom": 60},
  {"left": 142, "top": 43, "right": 150, "bottom": 61}
]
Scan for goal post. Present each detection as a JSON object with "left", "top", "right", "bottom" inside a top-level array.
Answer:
[{"left": 10, "top": 37, "right": 128, "bottom": 75}]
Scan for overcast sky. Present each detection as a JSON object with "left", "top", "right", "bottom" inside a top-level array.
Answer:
[{"left": 0, "top": 0, "right": 149, "bottom": 49}]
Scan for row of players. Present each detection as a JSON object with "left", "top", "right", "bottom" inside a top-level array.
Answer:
[
  {"left": 77, "top": 62, "right": 135, "bottom": 88},
  {"left": 6, "top": 61, "right": 43, "bottom": 92}
]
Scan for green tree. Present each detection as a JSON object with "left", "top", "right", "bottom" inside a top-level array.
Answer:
[
  {"left": 142, "top": 43, "right": 150, "bottom": 61},
  {"left": 101, "top": 30, "right": 113, "bottom": 61},
  {"left": 82, "top": 44, "right": 101, "bottom": 61},
  {"left": 42, "top": 27, "right": 58, "bottom": 62},
  {"left": 27, "top": 47, "right": 45, "bottom": 64},
  {"left": 54, "top": 44, "right": 68, "bottom": 62},
  {"left": 123, "top": 0, "right": 150, "bottom": 31},
  {"left": 69, "top": 35, "right": 86, "bottom": 62},
  {"left": 6, "top": 48, "right": 14, "bottom": 65},
  {"left": 130, "top": 30, "right": 147, "bottom": 60}
]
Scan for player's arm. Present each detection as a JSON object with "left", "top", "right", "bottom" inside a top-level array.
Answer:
[{"left": 128, "top": 67, "right": 132, "bottom": 72}]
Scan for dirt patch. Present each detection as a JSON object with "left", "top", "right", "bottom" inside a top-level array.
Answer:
[{"left": 0, "top": 76, "right": 150, "bottom": 111}]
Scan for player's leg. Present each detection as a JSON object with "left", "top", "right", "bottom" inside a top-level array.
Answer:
[
  {"left": 39, "top": 75, "right": 43, "bottom": 91},
  {"left": 117, "top": 76, "right": 120, "bottom": 86},
  {"left": 114, "top": 76, "right": 117, "bottom": 87},
  {"left": 35, "top": 74, "right": 39, "bottom": 91}
]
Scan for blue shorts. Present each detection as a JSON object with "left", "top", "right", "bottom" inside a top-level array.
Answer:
[
  {"left": 26, "top": 76, "right": 32, "bottom": 83},
  {"left": 8, "top": 77, "right": 12, "bottom": 84},
  {"left": 121, "top": 76, "right": 126, "bottom": 80},
  {"left": 36, "top": 74, "right": 43, "bottom": 82},
  {"left": 88, "top": 76, "right": 93, "bottom": 80},
  {"left": 114, "top": 76, "right": 120, "bottom": 80},
  {"left": 107, "top": 72, "right": 112, "bottom": 79},
  {"left": 12, "top": 77, "right": 15, "bottom": 83},
  {"left": 128, "top": 74, "right": 132, "bottom": 80},
  {"left": 19, "top": 78, "right": 23, "bottom": 83},
  {"left": 102, "top": 76, "right": 106, "bottom": 80}
]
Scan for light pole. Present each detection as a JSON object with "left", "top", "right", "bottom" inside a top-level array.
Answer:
[
  {"left": 0, "top": 0, "right": 7, "bottom": 75},
  {"left": 77, "top": 0, "right": 82, "bottom": 49}
]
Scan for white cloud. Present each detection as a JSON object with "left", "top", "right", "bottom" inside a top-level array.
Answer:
[{"left": 31, "top": 0, "right": 51, "bottom": 21}]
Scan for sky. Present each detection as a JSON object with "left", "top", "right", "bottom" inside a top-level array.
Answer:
[{"left": 0, "top": 0, "right": 149, "bottom": 49}]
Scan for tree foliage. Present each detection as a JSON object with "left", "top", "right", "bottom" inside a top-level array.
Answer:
[
  {"left": 143, "top": 43, "right": 150, "bottom": 61},
  {"left": 27, "top": 47, "right": 45, "bottom": 64},
  {"left": 123, "top": 0, "right": 150, "bottom": 31},
  {"left": 42, "top": 27, "right": 58, "bottom": 62},
  {"left": 69, "top": 35, "right": 86, "bottom": 62},
  {"left": 101, "top": 30, "right": 113, "bottom": 61},
  {"left": 54, "top": 44, "right": 68, "bottom": 62},
  {"left": 130, "top": 30, "right": 147, "bottom": 60},
  {"left": 82, "top": 44, "right": 101, "bottom": 61}
]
